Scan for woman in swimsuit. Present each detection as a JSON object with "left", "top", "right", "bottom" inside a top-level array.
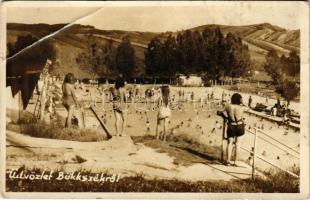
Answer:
[
  {"left": 110, "top": 75, "right": 127, "bottom": 136},
  {"left": 156, "top": 85, "right": 171, "bottom": 142},
  {"left": 62, "top": 73, "right": 84, "bottom": 128}
]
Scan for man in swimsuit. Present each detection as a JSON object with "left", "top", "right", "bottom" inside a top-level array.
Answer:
[
  {"left": 217, "top": 93, "right": 246, "bottom": 166},
  {"left": 62, "top": 73, "right": 85, "bottom": 128}
]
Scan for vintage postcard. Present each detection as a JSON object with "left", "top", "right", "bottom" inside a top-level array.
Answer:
[{"left": 0, "top": 1, "right": 309, "bottom": 199}]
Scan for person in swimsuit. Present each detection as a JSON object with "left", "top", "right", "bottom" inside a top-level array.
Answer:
[
  {"left": 110, "top": 75, "right": 127, "bottom": 136},
  {"left": 211, "top": 91, "right": 214, "bottom": 101},
  {"left": 217, "top": 93, "right": 246, "bottom": 166},
  {"left": 62, "top": 73, "right": 85, "bottom": 128},
  {"left": 156, "top": 85, "right": 171, "bottom": 142},
  {"left": 222, "top": 91, "right": 226, "bottom": 104},
  {"left": 248, "top": 95, "right": 252, "bottom": 108}
]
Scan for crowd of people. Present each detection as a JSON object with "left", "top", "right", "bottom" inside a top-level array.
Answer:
[
  {"left": 58, "top": 73, "right": 253, "bottom": 166},
  {"left": 57, "top": 72, "right": 302, "bottom": 168},
  {"left": 248, "top": 93, "right": 293, "bottom": 128},
  {"left": 28, "top": 70, "right": 299, "bottom": 171}
]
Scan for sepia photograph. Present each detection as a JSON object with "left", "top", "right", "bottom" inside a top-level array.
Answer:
[{"left": 0, "top": 1, "right": 309, "bottom": 198}]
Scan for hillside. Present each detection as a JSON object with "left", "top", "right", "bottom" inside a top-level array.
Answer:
[
  {"left": 7, "top": 23, "right": 300, "bottom": 79},
  {"left": 191, "top": 23, "right": 299, "bottom": 48},
  {"left": 190, "top": 23, "right": 299, "bottom": 68}
]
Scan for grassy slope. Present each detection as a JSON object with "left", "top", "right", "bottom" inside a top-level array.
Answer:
[
  {"left": 6, "top": 169, "right": 299, "bottom": 192},
  {"left": 6, "top": 111, "right": 108, "bottom": 142},
  {"left": 132, "top": 135, "right": 221, "bottom": 166},
  {"left": 192, "top": 23, "right": 299, "bottom": 57}
]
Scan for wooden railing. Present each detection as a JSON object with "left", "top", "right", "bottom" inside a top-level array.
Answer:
[{"left": 221, "top": 120, "right": 299, "bottom": 179}]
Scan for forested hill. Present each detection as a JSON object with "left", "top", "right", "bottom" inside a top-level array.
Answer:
[{"left": 7, "top": 23, "right": 299, "bottom": 79}]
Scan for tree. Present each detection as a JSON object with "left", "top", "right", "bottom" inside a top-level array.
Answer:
[
  {"left": 144, "top": 27, "right": 251, "bottom": 81},
  {"left": 192, "top": 30, "right": 204, "bottom": 73},
  {"left": 7, "top": 34, "right": 56, "bottom": 77},
  {"left": 275, "top": 81, "right": 299, "bottom": 106},
  {"left": 102, "top": 39, "right": 117, "bottom": 75},
  {"left": 264, "top": 49, "right": 300, "bottom": 104},
  {"left": 264, "top": 49, "right": 283, "bottom": 85},
  {"left": 6, "top": 34, "right": 56, "bottom": 108},
  {"left": 7, "top": 34, "right": 37, "bottom": 57},
  {"left": 115, "top": 36, "right": 136, "bottom": 79},
  {"left": 76, "top": 38, "right": 117, "bottom": 77},
  {"left": 145, "top": 37, "right": 164, "bottom": 76},
  {"left": 221, "top": 32, "right": 251, "bottom": 79},
  {"left": 201, "top": 27, "right": 225, "bottom": 80},
  {"left": 182, "top": 30, "right": 196, "bottom": 74},
  {"left": 176, "top": 32, "right": 186, "bottom": 74},
  {"left": 163, "top": 35, "right": 180, "bottom": 77},
  {"left": 76, "top": 35, "right": 99, "bottom": 78},
  {"left": 283, "top": 51, "right": 300, "bottom": 77}
]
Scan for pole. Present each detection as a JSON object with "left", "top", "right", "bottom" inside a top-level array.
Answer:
[
  {"left": 39, "top": 76, "right": 47, "bottom": 121},
  {"left": 221, "top": 119, "right": 226, "bottom": 163},
  {"left": 90, "top": 105, "right": 112, "bottom": 139},
  {"left": 240, "top": 147, "right": 299, "bottom": 178},
  {"left": 252, "top": 128, "right": 258, "bottom": 180}
]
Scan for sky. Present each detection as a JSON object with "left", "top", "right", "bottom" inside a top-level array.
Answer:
[{"left": 5, "top": 2, "right": 304, "bottom": 32}]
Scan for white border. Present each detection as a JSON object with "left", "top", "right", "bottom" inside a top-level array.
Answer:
[{"left": 0, "top": 1, "right": 309, "bottom": 199}]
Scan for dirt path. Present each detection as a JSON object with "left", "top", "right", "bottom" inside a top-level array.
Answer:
[{"left": 6, "top": 131, "right": 259, "bottom": 181}]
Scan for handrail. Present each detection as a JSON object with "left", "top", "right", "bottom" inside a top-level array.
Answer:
[
  {"left": 246, "top": 129, "right": 299, "bottom": 158},
  {"left": 220, "top": 121, "right": 299, "bottom": 179},
  {"left": 257, "top": 129, "right": 299, "bottom": 154},
  {"left": 241, "top": 147, "right": 299, "bottom": 178},
  {"left": 251, "top": 128, "right": 258, "bottom": 180}
]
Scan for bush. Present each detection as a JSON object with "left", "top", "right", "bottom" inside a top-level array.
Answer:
[
  {"left": 17, "top": 111, "right": 37, "bottom": 124},
  {"left": 242, "top": 168, "right": 299, "bottom": 193},
  {"left": 20, "top": 120, "right": 108, "bottom": 142},
  {"left": 8, "top": 113, "right": 108, "bottom": 142}
]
